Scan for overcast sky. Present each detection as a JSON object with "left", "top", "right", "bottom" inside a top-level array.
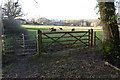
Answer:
[{"left": 0, "top": 0, "right": 109, "bottom": 20}]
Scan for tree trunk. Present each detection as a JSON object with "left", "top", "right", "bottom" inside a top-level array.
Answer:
[
  {"left": 98, "top": 2, "right": 120, "bottom": 68},
  {"left": 98, "top": 2, "right": 119, "bottom": 51}
]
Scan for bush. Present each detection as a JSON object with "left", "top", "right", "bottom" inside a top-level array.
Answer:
[
  {"left": 2, "top": 18, "right": 29, "bottom": 55},
  {"left": 3, "top": 18, "right": 28, "bottom": 35},
  {"left": 100, "top": 41, "right": 114, "bottom": 53},
  {"left": 100, "top": 40, "right": 120, "bottom": 68}
]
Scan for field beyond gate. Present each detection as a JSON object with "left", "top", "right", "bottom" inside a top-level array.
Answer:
[
  {"left": 1, "top": 28, "right": 102, "bottom": 54},
  {"left": 37, "top": 29, "right": 93, "bottom": 53}
]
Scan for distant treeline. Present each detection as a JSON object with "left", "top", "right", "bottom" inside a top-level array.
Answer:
[{"left": 16, "top": 17, "right": 103, "bottom": 27}]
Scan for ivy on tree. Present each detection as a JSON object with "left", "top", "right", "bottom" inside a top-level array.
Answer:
[{"left": 98, "top": 2, "right": 120, "bottom": 67}]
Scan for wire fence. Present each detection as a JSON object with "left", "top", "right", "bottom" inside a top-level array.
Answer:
[{"left": 1, "top": 34, "right": 37, "bottom": 55}]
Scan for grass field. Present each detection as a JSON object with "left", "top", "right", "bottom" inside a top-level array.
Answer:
[
  {"left": 21, "top": 25, "right": 103, "bottom": 35},
  {"left": 22, "top": 25, "right": 102, "bottom": 45},
  {"left": 21, "top": 25, "right": 103, "bottom": 32},
  {"left": 21, "top": 25, "right": 103, "bottom": 42},
  {"left": 21, "top": 25, "right": 103, "bottom": 49}
]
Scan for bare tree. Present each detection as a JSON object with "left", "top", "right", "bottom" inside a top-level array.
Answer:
[{"left": 2, "top": 0, "right": 23, "bottom": 19}]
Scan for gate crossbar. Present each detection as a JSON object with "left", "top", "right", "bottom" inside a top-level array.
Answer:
[{"left": 43, "top": 33, "right": 68, "bottom": 48}]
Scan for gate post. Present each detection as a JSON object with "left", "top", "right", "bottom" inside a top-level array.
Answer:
[
  {"left": 88, "top": 29, "right": 93, "bottom": 47},
  {"left": 94, "top": 32, "right": 96, "bottom": 46},
  {"left": 37, "top": 30, "right": 42, "bottom": 55},
  {"left": 22, "top": 34, "right": 25, "bottom": 54}
]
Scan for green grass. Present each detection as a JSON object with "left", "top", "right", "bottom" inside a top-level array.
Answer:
[
  {"left": 21, "top": 25, "right": 120, "bottom": 49},
  {"left": 21, "top": 25, "right": 103, "bottom": 35},
  {"left": 21, "top": 25, "right": 97, "bottom": 52},
  {"left": 21, "top": 25, "right": 103, "bottom": 46}
]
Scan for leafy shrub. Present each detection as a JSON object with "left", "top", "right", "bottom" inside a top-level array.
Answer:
[
  {"left": 2, "top": 18, "right": 29, "bottom": 55},
  {"left": 100, "top": 40, "right": 114, "bottom": 53},
  {"left": 3, "top": 18, "right": 28, "bottom": 35},
  {"left": 100, "top": 40, "right": 120, "bottom": 68}
]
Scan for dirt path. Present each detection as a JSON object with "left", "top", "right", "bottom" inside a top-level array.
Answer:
[{"left": 2, "top": 47, "right": 120, "bottom": 78}]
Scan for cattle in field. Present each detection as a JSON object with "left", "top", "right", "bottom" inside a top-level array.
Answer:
[
  {"left": 71, "top": 28, "right": 75, "bottom": 31},
  {"left": 51, "top": 28, "right": 56, "bottom": 32},
  {"left": 49, "top": 27, "right": 56, "bottom": 32},
  {"left": 59, "top": 28, "right": 63, "bottom": 30}
]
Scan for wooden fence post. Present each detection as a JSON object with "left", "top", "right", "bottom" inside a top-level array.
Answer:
[
  {"left": 37, "top": 30, "right": 42, "bottom": 55},
  {"left": 88, "top": 29, "right": 93, "bottom": 47},
  {"left": 22, "top": 34, "right": 25, "bottom": 54},
  {"left": 94, "top": 32, "right": 96, "bottom": 46},
  {"left": 1, "top": 35, "right": 5, "bottom": 55}
]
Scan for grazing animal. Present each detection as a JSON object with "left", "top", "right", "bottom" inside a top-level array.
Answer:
[
  {"left": 71, "top": 28, "right": 75, "bottom": 31},
  {"left": 49, "top": 27, "right": 56, "bottom": 32},
  {"left": 59, "top": 28, "right": 63, "bottom": 30},
  {"left": 51, "top": 28, "right": 56, "bottom": 32}
]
